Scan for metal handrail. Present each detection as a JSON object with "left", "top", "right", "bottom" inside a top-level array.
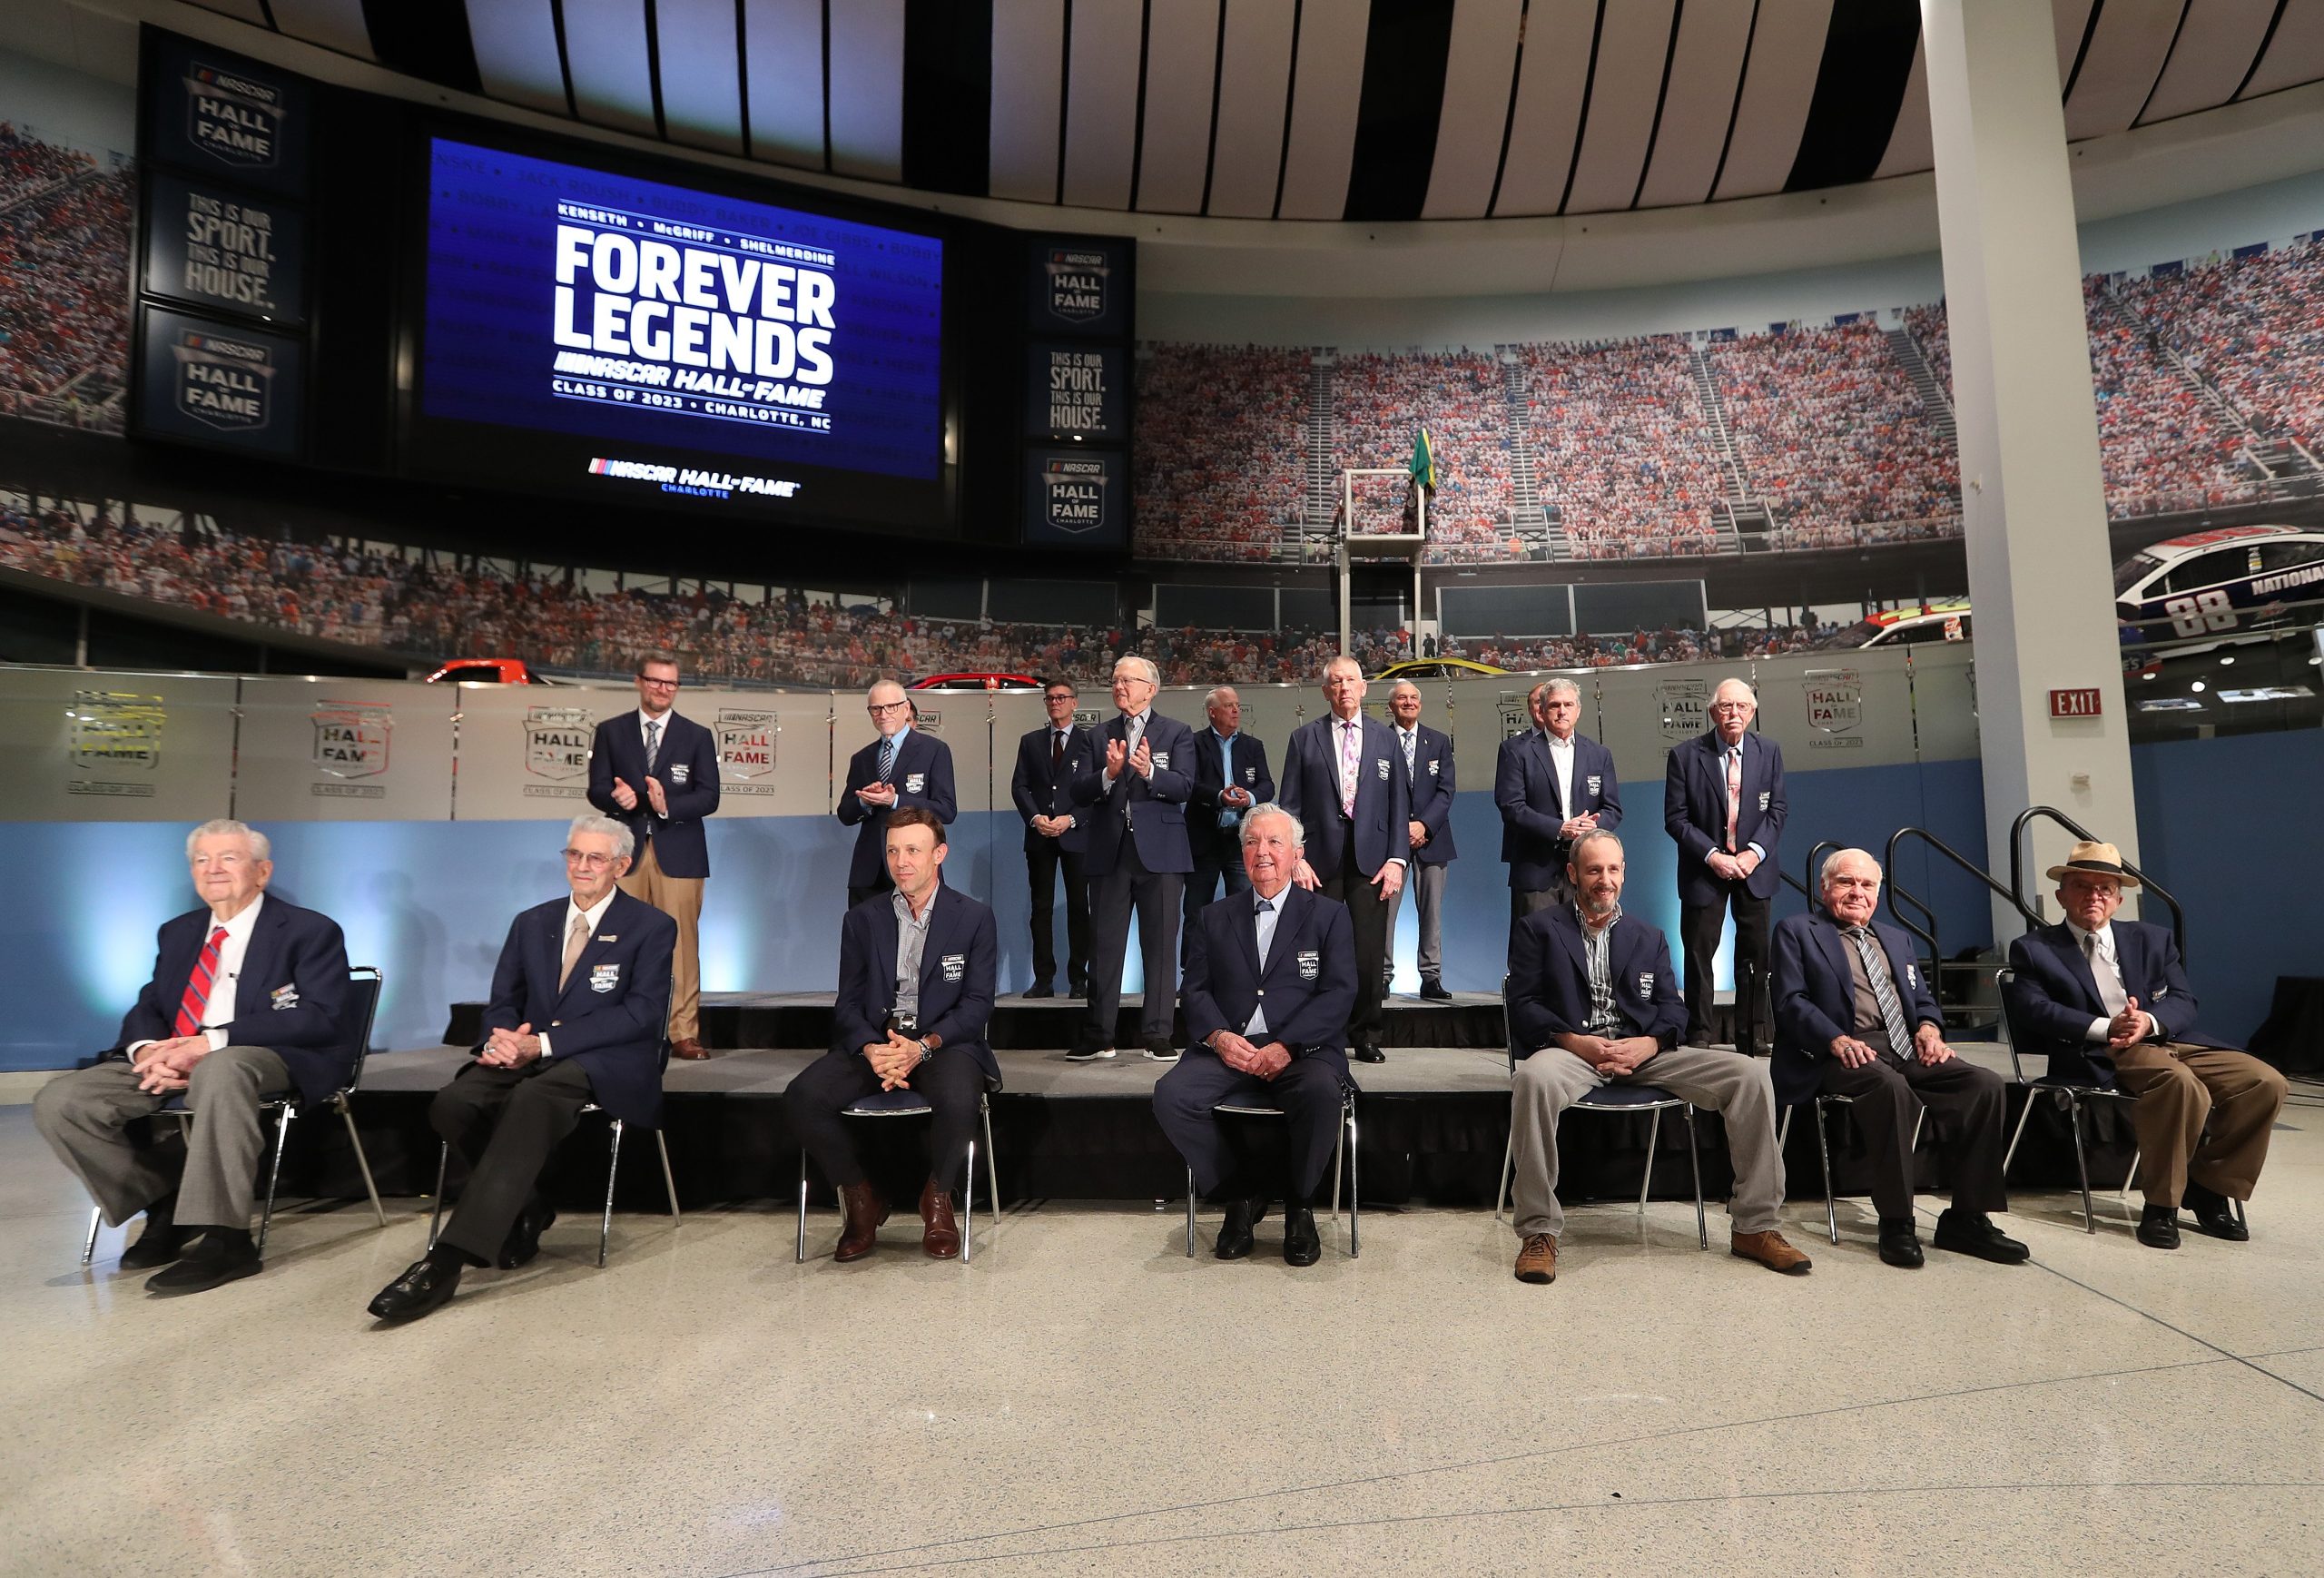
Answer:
[
  {"left": 1883, "top": 825, "right": 2044, "bottom": 989},
  {"left": 1805, "top": 839, "right": 1842, "bottom": 896},
  {"left": 2007, "top": 805, "right": 2186, "bottom": 959}
]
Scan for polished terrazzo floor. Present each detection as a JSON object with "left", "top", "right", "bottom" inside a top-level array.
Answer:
[{"left": 2, "top": 1084, "right": 2319, "bottom": 1576}]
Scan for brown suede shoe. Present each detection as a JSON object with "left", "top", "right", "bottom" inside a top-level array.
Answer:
[
  {"left": 1514, "top": 1233, "right": 1558, "bottom": 1285},
  {"left": 835, "top": 1181, "right": 889, "bottom": 1261},
  {"left": 1730, "top": 1228, "right": 1813, "bottom": 1275},
  {"left": 920, "top": 1179, "right": 961, "bottom": 1259},
  {"left": 670, "top": 1038, "right": 710, "bottom": 1060}
]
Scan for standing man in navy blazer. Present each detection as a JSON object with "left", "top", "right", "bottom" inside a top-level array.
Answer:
[
  {"left": 36, "top": 819, "right": 350, "bottom": 1296},
  {"left": 1278, "top": 655, "right": 1406, "bottom": 1062},
  {"left": 1183, "top": 685, "right": 1275, "bottom": 962},
  {"left": 1665, "top": 677, "right": 1787, "bottom": 1049},
  {"left": 1068, "top": 656, "right": 1197, "bottom": 1062},
  {"left": 1384, "top": 679, "right": 1457, "bottom": 1001},
  {"left": 839, "top": 679, "right": 957, "bottom": 911},
  {"left": 1156, "top": 805, "right": 1357, "bottom": 1267},
  {"left": 1772, "top": 849, "right": 2025, "bottom": 1268},
  {"left": 369, "top": 815, "right": 675, "bottom": 1321},
  {"left": 1496, "top": 677, "right": 1621, "bottom": 925},
  {"left": 789, "top": 807, "right": 999, "bottom": 1260},
  {"left": 2004, "top": 841, "right": 2286, "bottom": 1249},
  {"left": 587, "top": 651, "right": 719, "bottom": 1058},
  {"left": 1009, "top": 678, "right": 1098, "bottom": 999}
]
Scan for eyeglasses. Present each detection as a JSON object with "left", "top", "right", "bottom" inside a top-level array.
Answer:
[
  {"left": 1710, "top": 700, "right": 1753, "bottom": 714},
  {"left": 563, "top": 849, "right": 616, "bottom": 869},
  {"left": 638, "top": 676, "right": 680, "bottom": 690},
  {"left": 867, "top": 700, "right": 910, "bottom": 715}
]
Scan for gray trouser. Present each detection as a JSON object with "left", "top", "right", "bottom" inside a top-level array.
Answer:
[
  {"left": 34, "top": 1046, "right": 294, "bottom": 1230},
  {"left": 1384, "top": 860, "right": 1448, "bottom": 982},
  {"left": 1510, "top": 1043, "right": 1786, "bottom": 1239}
]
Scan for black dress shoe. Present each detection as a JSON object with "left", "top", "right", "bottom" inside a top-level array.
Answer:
[
  {"left": 497, "top": 1200, "right": 557, "bottom": 1269},
  {"left": 1933, "top": 1208, "right": 2031, "bottom": 1264},
  {"left": 1025, "top": 982, "right": 1056, "bottom": 999},
  {"left": 369, "top": 1257, "right": 463, "bottom": 1323},
  {"left": 1283, "top": 1206, "right": 1322, "bottom": 1267},
  {"left": 1876, "top": 1217, "right": 1925, "bottom": 1268},
  {"left": 1068, "top": 977, "right": 1088, "bottom": 999},
  {"left": 2137, "top": 1203, "right": 2181, "bottom": 1249},
  {"left": 144, "top": 1232, "right": 261, "bottom": 1297},
  {"left": 1419, "top": 980, "right": 1453, "bottom": 1002},
  {"left": 2182, "top": 1182, "right": 2250, "bottom": 1242},
  {"left": 1351, "top": 1044, "right": 1385, "bottom": 1064},
  {"left": 117, "top": 1208, "right": 187, "bottom": 1271},
  {"left": 1214, "top": 1198, "right": 1263, "bottom": 1260}
]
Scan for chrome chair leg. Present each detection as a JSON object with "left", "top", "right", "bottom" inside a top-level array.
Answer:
[
  {"left": 1185, "top": 1162, "right": 1197, "bottom": 1257},
  {"left": 599, "top": 1119, "right": 625, "bottom": 1268},
  {"left": 82, "top": 1206, "right": 103, "bottom": 1266},
  {"left": 1815, "top": 1100, "right": 1840, "bottom": 1246},
  {"left": 1493, "top": 1127, "right": 1513, "bottom": 1222},
  {"left": 1345, "top": 1100, "right": 1360, "bottom": 1259},
  {"left": 427, "top": 1141, "right": 449, "bottom": 1249},
  {"left": 2121, "top": 1146, "right": 2141, "bottom": 1202},
  {"left": 1777, "top": 1107, "right": 1793, "bottom": 1149},
  {"left": 655, "top": 1131, "right": 681, "bottom": 1220},
  {"left": 340, "top": 1100, "right": 388, "bottom": 1228},
  {"left": 1638, "top": 1107, "right": 1663, "bottom": 1216},
  {"left": 1329, "top": 1110, "right": 1345, "bottom": 1224},
  {"left": 961, "top": 1139, "right": 976, "bottom": 1266},
  {"left": 795, "top": 1150, "right": 810, "bottom": 1264},
  {"left": 980, "top": 1098, "right": 1001, "bottom": 1228},
  {"left": 2003, "top": 1092, "right": 2037, "bottom": 1175},
  {"left": 1683, "top": 1107, "right": 1708, "bottom": 1249},
  {"left": 255, "top": 1105, "right": 295, "bottom": 1255},
  {"left": 2065, "top": 1094, "right": 2098, "bottom": 1234}
]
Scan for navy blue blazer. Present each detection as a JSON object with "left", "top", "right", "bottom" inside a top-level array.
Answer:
[
  {"left": 2004, "top": 919, "right": 2229, "bottom": 1090},
  {"left": 1394, "top": 724, "right": 1459, "bottom": 866},
  {"left": 837, "top": 728, "right": 959, "bottom": 889},
  {"left": 1009, "top": 723, "right": 1098, "bottom": 856},
  {"left": 1068, "top": 710, "right": 1197, "bottom": 876},
  {"left": 1770, "top": 911, "right": 1943, "bottom": 1109},
  {"left": 481, "top": 890, "right": 676, "bottom": 1128},
  {"left": 1495, "top": 729, "right": 1621, "bottom": 891},
  {"left": 1181, "top": 883, "right": 1356, "bottom": 1084},
  {"left": 830, "top": 888, "right": 1000, "bottom": 1087},
  {"left": 113, "top": 897, "right": 353, "bottom": 1107},
  {"left": 1187, "top": 728, "right": 1276, "bottom": 864},
  {"left": 586, "top": 709, "right": 721, "bottom": 879},
  {"left": 1277, "top": 713, "right": 1411, "bottom": 878},
  {"left": 1664, "top": 730, "right": 1787, "bottom": 903},
  {"left": 1507, "top": 907, "right": 1689, "bottom": 1059}
]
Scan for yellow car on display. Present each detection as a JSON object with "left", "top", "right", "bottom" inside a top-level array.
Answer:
[{"left": 1371, "top": 657, "right": 1509, "bottom": 681}]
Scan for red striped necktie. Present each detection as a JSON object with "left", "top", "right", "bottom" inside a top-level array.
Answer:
[{"left": 173, "top": 926, "right": 229, "bottom": 1038}]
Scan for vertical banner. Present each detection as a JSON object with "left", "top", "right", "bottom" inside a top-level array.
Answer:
[{"left": 142, "top": 31, "right": 313, "bottom": 198}]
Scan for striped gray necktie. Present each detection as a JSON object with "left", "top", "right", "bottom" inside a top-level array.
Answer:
[{"left": 1846, "top": 926, "right": 1915, "bottom": 1054}]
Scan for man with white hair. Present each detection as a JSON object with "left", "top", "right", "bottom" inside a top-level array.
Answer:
[
  {"left": 838, "top": 678, "right": 957, "bottom": 911},
  {"left": 368, "top": 815, "right": 675, "bottom": 1321},
  {"left": 1183, "top": 685, "right": 1275, "bottom": 960},
  {"left": 1495, "top": 676, "right": 1620, "bottom": 922},
  {"left": 35, "top": 819, "right": 350, "bottom": 1295},
  {"left": 1664, "top": 676, "right": 1787, "bottom": 1048}
]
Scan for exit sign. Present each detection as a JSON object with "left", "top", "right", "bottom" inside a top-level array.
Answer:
[{"left": 2050, "top": 687, "right": 2102, "bottom": 718}]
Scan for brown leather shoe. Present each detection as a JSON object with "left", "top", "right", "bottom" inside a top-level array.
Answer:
[
  {"left": 834, "top": 1181, "right": 889, "bottom": 1261},
  {"left": 1730, "top": 1228, "right": 1813, "bottom": 1275},
  {"left": 670, "top": 1038, "right": 710, "bottom": 1060},
  {"left": 1514, "top": 1233, "right": 1558, "bottom": 1285},
  {"left": 920, "top": 1179, "right": 961, "bottom": 1259}
]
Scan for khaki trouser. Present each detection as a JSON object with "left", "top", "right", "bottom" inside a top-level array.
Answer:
[
  {"left": 2110, "top": 1041, "right": 2287, "bottom": 1208},
  {"left": 34, "top": 1047, "right": 294, "bottom": 1229},
  {"left": 618, "top": 837, "right": 704, "bottom": 1041}
]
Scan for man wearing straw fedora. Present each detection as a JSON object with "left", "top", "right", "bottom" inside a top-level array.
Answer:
[{"left": 2003, "top": 841, "right": 2287, "bottom": 1249}]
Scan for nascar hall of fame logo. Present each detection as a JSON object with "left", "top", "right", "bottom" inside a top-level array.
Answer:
[
  {"left": 1046, "top": 249, "right": 1109, "bottom": 322},
  {"left": 185, "top": 62, "right": 289, "bottom": 170},
  {"left": 1803, "top": 669, "right": 1866, "bottom": 749},
  {"left": 1043, "top": 457, "right": 1108, "bottom": 535},
  {"left": 1654, "top": 678, "right": 1709, "bottom": 751},
  {"left": 717, "top": 708, "right": 777, "bottom": 794},
  {"left": 171, "top": 329, "right": 275, "bottom": 432},
  {"left": 1497, "top": 691, "right": 1530, "bottom": 739},
  {"left": 68, "top": 691, "right": 164, "bottom": 797},
  {"left": 522, "top": 706, "right": 594, "bottom": 798},
  {"left": 310, "top": 701, "right": 390, "bottom": 797}
]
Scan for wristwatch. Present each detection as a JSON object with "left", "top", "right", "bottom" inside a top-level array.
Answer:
[{"left": 916, "top": 1033, "right": 940, "bottom": 1063}]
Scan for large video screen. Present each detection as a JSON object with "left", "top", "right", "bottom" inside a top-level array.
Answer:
[{"left": 409, "top": 136, "right": 950, "bottom": 530}]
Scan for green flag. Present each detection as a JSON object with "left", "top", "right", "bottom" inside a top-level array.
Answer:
[{"left": 1408, "top": 428, "right": 1436, "bottom": 492}]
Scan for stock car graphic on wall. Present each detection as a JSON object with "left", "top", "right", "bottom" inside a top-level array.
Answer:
[{"left": 2112, "top": 524, "right": 2324, "bottom": 636}]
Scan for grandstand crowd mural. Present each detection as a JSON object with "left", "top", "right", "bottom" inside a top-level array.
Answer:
[{"left": 0, "top": 123, "right": 131, "bottom": 436}]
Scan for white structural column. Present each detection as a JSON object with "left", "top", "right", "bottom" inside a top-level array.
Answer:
[{"left": 1921, "top": 0, "right": 2141, "bottom": 915}]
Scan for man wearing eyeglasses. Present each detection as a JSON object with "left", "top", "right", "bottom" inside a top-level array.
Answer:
[
  {"left": 368, "top": 815, "right": 675, "bottom": 1322},
  {"left": 839, "top": 679, "right": 958, "bottom": 910},
  {"left": 588, "top": 652, "right": 719, "bottom": 1059},
  {"left": 1664, "top": 677, "right": 1787, "bottom": 1050}
]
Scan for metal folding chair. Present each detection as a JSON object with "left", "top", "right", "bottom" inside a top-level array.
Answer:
[
  {"left": 1777, "top": 1098, "right": 1927, "bottom": 1246},
  {"left": 1494, "top": 1073, "right": 1710, "bottom": 1249},
  {"left": 1995, "top": 965, "right": 2142, "bottom": 1234},
  {"left": 1183, "top": 1083, "right": 1361, "bottom": 1258},
  {"left": 83, "top": 965, "right": 389, "bottom": 1265},
  {"left": 795, "top": 1087, "right": 1001, "bottom": 1264}
]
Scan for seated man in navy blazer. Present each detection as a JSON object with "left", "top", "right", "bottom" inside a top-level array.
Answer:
[
  {"left": 838, "top": 680, "right": 957, "bottom": 910},
  {"left": 2004, "top": 840, "right": 2286, "bottom": 1249},
  {"left": 1772, "top": 849, "right": 2025, "bottom": 1268},
  {"left": 1664, "top": 677, "right": 1786, "bottom": 1048},
  {"left": 1155, "top": 805, "right": 1357, "bottom": 1267},
  {"left": 788, "top": 807, "right": 999, "bottom": 1260},
  {"left": 1182, "top": 685, "right": 1274, "bottom": 963},
  {"left": 1495, "top": 676, "right": 1621, "bottom": 924},
  {"left": 368, "top": 815, "right": 675, "bottom": 1321},
  {"left": 1505, "top": 830, "right": 1808, "bottom": 1285},
  {"left": 36, "top": 818, "right": 350, "bottom": 1296}
]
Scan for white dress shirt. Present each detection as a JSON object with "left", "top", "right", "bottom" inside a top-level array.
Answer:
[
  {"left": 131, "top": 893, "right": 267, "bottom": 1055},
  {"left": 539, "top": 888, "right": 618, "bottom": 1059},
  {"left": 2066, "top": 920, "right": 2134, "bottom": 1043},
  {"left": 1543, "top": 730, "right": 1577, "bottom": 821}
]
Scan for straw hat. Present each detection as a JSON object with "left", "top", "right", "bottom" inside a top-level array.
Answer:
[{"left": 2045, "top": 839, "right": 2141, "bottom": 890}]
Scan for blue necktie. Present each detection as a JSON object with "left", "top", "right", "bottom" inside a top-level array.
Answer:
[
  {"left": 1219, "top": 733, "right": 1239, "bottom": 828},
  {"left": 878, "top": 737, "right": 895, "bottom": 783}
]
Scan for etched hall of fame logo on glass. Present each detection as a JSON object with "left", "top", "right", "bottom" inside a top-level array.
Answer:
[
  {"left": 1803, "top": 670, "right": 1866, "bottom": 749},
  {"left": 523, "top": 706, "right": 594, "bottom": 797},
  {"left": 68, "top": 691, "right": 164, "bottom": 798},
  {"left": 1654, "top": 678, "right": 1709, "bottom": 749},
  {"left": 310, "top": 701, "right": 391, "bottom": 796},
  {"left": 717, "top": 709, "right": 777, "bottom": 794}
]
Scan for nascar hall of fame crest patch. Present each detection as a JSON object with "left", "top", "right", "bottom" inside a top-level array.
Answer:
[
  {"left": 589, "top": 962, "right": 621, "bottom": 993},
  {"left": 940, "top": 953, "right": 966, "bottom": 983},
  {"left": 185, "top": 60, "right": 290, "bottom": 171},
  {"left": 1042, "top": 457, "right": 1108, "bottom": 535},
  {"left": 1638, "top": 972, "right": 1655, "bottom": 995},
  {"left": 171, "top": 327, "right": 277, "bottom": 432},
  {"left": 1803, "top": 669, "right": 1866, "bottom": 749},
  {"left": 1045, "top": 248, "right": 1109, "bottom": 322},
  {"left": 523, "top": 706, "right": 594, "bottom": 798},
  {"left": 1654, "top": 678, "right": 1709, "bottom": 752},
  {"left": 68, "top": 690, "right": 164, "bottom": 798},
  {"left": 270, "top": 982, "right": 300, "bottom": 1010},
  {"left": 310, "top": 701, "right": 391, "bottom": 798},
  {"left": 716, "top": 708, "right": 777, "bottom": 794},
  {"left": 1297, "top": 951, "right": 1321, "bottom": 981}
]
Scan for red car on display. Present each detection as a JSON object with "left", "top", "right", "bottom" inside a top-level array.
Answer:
[
  {"left": 424, "top": 658, "right": 551, "bottom": 685},
  {"left": 909, "top": 673, "right": 1041, "bottom": 692}
]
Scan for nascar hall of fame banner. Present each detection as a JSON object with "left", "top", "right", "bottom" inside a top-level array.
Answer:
[
  {"left": 135, "top": 306, "right": 305, "bottom": 458},
  {"left": 714, "top": 705, "right": 777, "bottom": 794},
  {"left": 231, "top": 679, "right": 456, "bottom": 822},
  {"left": 1023, "top": 342, "right": 1126, "bottom": 441},
  {"left": 1027, "top": 237, "right": 1130, "bottom": 339},
  {"left": 143, "top": 32, "right": 312, "bottom": 198},
  {"left": 141, "top": 173, "right": 309, "bottom": 326},
  {"left": 1022, "top": 448, "right": 1126, "bottom": 550},
  {"left": 0, "top": 670, "right": 237, "bottom": 823}
]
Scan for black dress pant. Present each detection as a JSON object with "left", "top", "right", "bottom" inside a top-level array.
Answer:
[
  {"left": 785, "top": 1044, "right": 988, "bottom": 1189},
  {"left": 1680, "top": 883, "right": 1772, "bottom": 1048},
  {"left": 1081, "top": 837, "right": 1184, "bottom": 1049},
  {"left": 431, "top": 1058, "right": 597, "bottom": 1265},
  {"left": 1322, "top": 833, "right": 1390, "bottom": 1046},
  {"left": 1153, "top": 1050, "right": 1345, "bottom": 1203},
  {"left": 1025, "top": 839, "right": 1089, "bottom": 991},
  {"left": 1817, "top": 1051, "right": 2010, "bottom": 1218}
]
